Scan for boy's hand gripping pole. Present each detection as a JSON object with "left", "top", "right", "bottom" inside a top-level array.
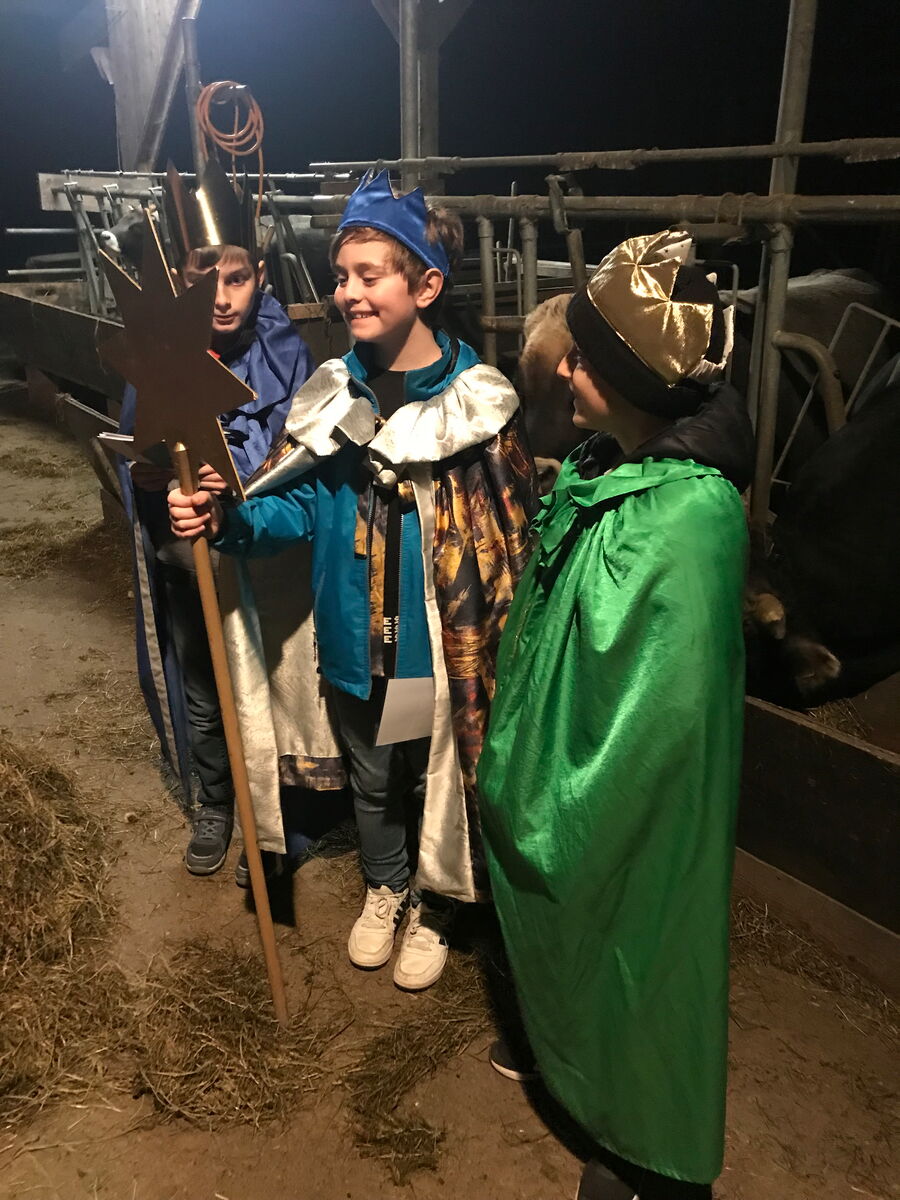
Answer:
[{"left": 172, "top": 443, "right": 289, "bottom": 1026}]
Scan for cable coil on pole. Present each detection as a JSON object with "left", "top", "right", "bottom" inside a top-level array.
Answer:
[{"left": 195, "top": 80, "right": 265, "bottom": 221}]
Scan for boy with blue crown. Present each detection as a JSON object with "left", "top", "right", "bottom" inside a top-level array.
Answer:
[
  {"left": 121, "top": 159, "right": 342, "bottom": 880},
  {"left": 170, "top": 170, "right": 537, "bottom": 989}
]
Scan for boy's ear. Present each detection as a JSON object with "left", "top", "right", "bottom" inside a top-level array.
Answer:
[
  {"left": 414, "top": 267, "right": 445, "bottom": 310},
  {"left": 255, "top": 259, "right": 266, "bottom": 288}
]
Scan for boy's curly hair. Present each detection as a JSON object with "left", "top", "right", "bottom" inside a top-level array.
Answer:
[{"left": 330, "top": 207, "right": 464, "bottom": 327}]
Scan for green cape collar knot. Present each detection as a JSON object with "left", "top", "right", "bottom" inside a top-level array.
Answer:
[{"left": 534, "top": 456, "right": 725, "bottom": 559}]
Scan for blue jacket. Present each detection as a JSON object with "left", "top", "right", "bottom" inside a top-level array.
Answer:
[{"left": 215, "top": 332, "right": 483, "bottom": 700}]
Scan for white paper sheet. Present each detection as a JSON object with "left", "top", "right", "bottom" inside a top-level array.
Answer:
[{"left": 375, "top": 677, "right": 435, "bottom": 746}]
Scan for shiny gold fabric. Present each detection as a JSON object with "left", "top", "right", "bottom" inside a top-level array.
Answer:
[
  {"left": 430, "top": 416, "right": 538, "bottom": 895},
  {"left": 586, "top": 229, "right": 714, "bottom": 385}
]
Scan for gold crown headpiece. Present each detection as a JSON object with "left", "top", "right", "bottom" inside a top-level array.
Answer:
[
  {"left": 162, "top": 157, "right": 259, "bottom": 267},
  {"left": 584, "top": 229, "right": 733, "bottom": 385}
]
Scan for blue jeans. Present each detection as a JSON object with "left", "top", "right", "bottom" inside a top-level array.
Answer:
[
  {"left": 332, "top": 681, "right": 429, "bottom": 893},
  {"left": 159, "top": 564, "right": 233, "bottom": 809}
]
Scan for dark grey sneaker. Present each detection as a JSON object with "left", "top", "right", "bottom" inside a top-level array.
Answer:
[
  {"left": 185, "top": 806, "right": 233, "bottom": 876},
  {"left": 488, "top": 1037, "right": 540, "bottom": 1082},
  {"left": 577, "top": 1162, "right": 638, "bottom": 1200}
]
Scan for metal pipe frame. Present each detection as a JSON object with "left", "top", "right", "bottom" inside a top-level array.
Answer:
[
  {"left": 234, "top": 190, "right": 900, "bottom": 222},
  {"left": 477, "top": 217, "right": 497, "bottom": 366},
  {"left": 829, "top": 303, "right": 900, "bottom": 416},
  {"left": 64, "top": 185, "right": 103, "bottom": 316},
  {"left": 770, "top": 331, "right": 845, "bottom": 483},
  {"left": 310, "top": 135, "right": 900, "bottom": 176},
  {"left": 519, "top": 218, "right": 539, "bottom": 314},
  {"left": 750, "top": 223, "right": 796, "bottom": 528},
  {"left": 399, "top": 0, "right": 420, "bottom": 190},
  {"left": 565, "top": 228, "right": 588, "bottom": 291},
  {"left": 750, "top": 0, "right": 819, "bottom": 531},
  {"left": 55, "top": 170, "right": 325, "bottom": 182}
]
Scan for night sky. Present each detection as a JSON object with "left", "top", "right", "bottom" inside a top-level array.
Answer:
[{"left": 1, "top": 0, "right": 897, "bottom": 279}]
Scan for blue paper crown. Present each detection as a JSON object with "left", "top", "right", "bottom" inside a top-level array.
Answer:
[{"left": 337, "top": 169, "right": 450, "bottom": 277}]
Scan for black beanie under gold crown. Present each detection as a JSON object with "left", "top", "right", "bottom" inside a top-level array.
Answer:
[{"left": 566, "top": 229, "right": 734, "bottom": 419}]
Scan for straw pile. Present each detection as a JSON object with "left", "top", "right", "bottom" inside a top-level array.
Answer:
[
  {"left": 0, "top": 735, "right": 133, "bottom": 1125},
  {"left": 132, "top": 938, "right": 339, "bottom": 1128}
]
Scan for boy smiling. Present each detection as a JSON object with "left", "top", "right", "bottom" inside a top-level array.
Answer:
[{"left": 169, "top": 170, "right": 537, "bottom": 989}]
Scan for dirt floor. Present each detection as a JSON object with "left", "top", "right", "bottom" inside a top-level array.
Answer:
[{"left": 0, "top": 395, "right": 897, "bottom": 1200}]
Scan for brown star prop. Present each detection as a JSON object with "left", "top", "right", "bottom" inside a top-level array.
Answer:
[{"left": 98, "top": 210, "right": 252, "bottom": 499}]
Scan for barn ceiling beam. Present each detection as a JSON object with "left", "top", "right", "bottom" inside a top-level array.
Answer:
[
  {"left": 103, "top": 0, "right": 202, "bottom": 171},
  {"left": 133, "top": 0, "right": 203, "bottom": 171}
]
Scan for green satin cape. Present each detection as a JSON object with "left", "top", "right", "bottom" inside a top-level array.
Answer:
[{"left": 479, "top": 455, "right": 747, "bottom": 1184}]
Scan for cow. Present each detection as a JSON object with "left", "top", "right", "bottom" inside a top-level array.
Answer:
[
  {"left": 516, "top": 292, "right": 580, "bottom": 490},
  {"left": 97, "top": 204, "right": 148, "bottom": 271},
  {"left": 745, "top": 362, "right": 900, "bottom": 706}
]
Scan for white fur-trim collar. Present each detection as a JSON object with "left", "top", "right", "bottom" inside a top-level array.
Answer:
[{"left": 248, "top": 360, "right": 519, "bottom": 495}]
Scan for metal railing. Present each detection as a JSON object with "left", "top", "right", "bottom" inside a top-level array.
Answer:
[{"left": 4, "top": 0, "right": 896, "bottom": 528}]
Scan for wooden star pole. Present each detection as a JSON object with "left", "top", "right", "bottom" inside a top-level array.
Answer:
[{"left": 100, "top": 213, "right": 288, "bottom": 1025}]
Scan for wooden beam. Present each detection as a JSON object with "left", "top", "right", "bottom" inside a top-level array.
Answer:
[
  {"left": 133, "top": 0, "right": 202, "bottom": 171},
  {"left": 739, "top": 697, "right": 900, "bottom": 932},
  {"left": 733, "top": 850, "right": 900, "bottom": 998},
  {"left": 105, "top": 0, "right": 198, "bottom": 170}
]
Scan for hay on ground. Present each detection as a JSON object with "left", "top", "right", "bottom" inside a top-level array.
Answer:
[
  {"left": 48, "top": 667, "right": 158, "bottom": 764},
  {"left": 0, "top": 518, "right": 133, "bottom": 614},
  {"left": 731, "top": 895, "right": 897, "bottom": 1041},
  {"left": 0, "top": 446, "right": 79, "bottom": 480},
  {"left": 305, "top": 820, "right": 364, "bottom": 903},
  {"left": 0, "top": 518, "right": 92, "bottom": 582},
  {"left": 345, "top": 952, "right": 492, "bottom": 1183},
  {"left": 0, "top": 735, "right": 134, "bottom": 1125},
  {"left": 133, "top": 939, "right": 336, "bottom": 1128}
]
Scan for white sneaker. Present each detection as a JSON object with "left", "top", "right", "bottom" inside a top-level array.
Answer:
[
  {"left": 348, "top": 885, "right": 410, "bottom": 969},
  {"left": 392, "top": 901, "right": 452, "bottom": 991}
]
